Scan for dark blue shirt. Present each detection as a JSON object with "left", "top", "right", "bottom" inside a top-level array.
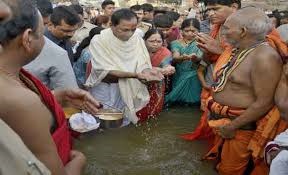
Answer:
[
  {"left": 44, "top": 28, "right": 74, "bottom": 64},
  {"left": 200, "top": 19, "right": 211, "bottom": 34}
]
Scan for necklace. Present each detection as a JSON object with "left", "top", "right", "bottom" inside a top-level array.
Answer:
[
  {"left": 0, "top": 68, "right": 27, "bottom": 88},
  {"left": 182, "top": 38, "right": 194, "bottom": 46}
]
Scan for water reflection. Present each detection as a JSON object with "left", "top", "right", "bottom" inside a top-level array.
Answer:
[{"left": 75, "top": 106, "right": 217, "bottom": 175}]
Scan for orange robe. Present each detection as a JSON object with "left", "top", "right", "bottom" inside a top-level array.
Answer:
[
  {"left": 181, "top": 25, "right": 230, "bottom": 142},
  {"left": 250, "top": 28, "right": 288, "bottom": 175},
  {"left": 204, "top": 97, "right": 287, "bottom": 175},
  {"left": 204, "top": 29, "right": 288, "bottom": 175}
]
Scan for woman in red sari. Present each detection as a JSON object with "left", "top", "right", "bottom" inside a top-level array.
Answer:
[{"left": 137, "top": 29, "right": 175, "bottom": 122}]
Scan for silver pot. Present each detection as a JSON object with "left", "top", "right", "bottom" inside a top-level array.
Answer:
[{"left": 97, "top": 111, "right": 123, "bottom": 129}]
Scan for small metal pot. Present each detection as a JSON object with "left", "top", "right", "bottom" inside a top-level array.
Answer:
[{"left": 97, "top": 112, "right": 123, "bottom": 129}]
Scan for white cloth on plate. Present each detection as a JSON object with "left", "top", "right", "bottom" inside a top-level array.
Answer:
[{"left": 69, "top": 112, "right": 100, "bottom": 133}]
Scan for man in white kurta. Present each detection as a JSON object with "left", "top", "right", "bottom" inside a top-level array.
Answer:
[{"left": 85, "top": 9, "right": 163, "bottom": 124}]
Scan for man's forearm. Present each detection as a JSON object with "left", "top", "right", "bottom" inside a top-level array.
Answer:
[
  {"left": 109, "top": 70, "right": 138, "bottom": 78},
  {"left": 230, "top": 101, "right": 274, "bottom": 129},
  {"left": 103, "top": 70, "right": 138, "bottom": 83},
  {"left": 197, "top": 66, "right": 206, "bottom": 87}
]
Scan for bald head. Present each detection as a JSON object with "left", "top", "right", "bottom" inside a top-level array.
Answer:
[{"left": 225, "top": 7, "right": 271, "bottom": 40}]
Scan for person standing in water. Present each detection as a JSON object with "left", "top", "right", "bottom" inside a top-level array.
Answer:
[{"left": 165, "top": 18, "right": 203, "bottom": 106}]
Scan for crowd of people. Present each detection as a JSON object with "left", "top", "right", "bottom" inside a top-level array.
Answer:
[{"left": 0, "top": 0, "right": 288, "bottom": 174}]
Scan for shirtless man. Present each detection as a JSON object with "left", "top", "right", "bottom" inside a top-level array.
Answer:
[
  {"left": 0, "top": 1, "right": 49, "bottom": 174},
  {"left": 275, "top": 63, "right": 288, "bottom": 120},
  {"left": 0, "top": 0, "right": 101, "bottom": 175},
  {"left": 207, "top": 7, "right": 283, "bottom": 174}
]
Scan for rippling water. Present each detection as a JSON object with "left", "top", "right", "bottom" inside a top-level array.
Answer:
[{"left": 75, "top": 106, "right": 217, "bottom": 175}]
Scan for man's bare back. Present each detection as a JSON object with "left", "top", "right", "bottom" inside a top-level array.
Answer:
[{"left": 213, "top": 44, "right": 282, "bottom": 109}]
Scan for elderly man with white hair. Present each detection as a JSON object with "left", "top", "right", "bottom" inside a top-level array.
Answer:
[{"left": 203, "top": 6, "right": 288, "bottom": 175}]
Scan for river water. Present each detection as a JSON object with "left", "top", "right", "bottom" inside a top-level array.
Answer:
[{"left": 75, "top": 106, "right": 218, "bottom": 175}]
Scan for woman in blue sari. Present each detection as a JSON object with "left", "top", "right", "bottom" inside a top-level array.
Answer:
[
  {"left": 73, "top": 27, "right": 104, "bottom": 88},
  {"left": 165, "top": 18, "right": 203, "bottom": 105}
]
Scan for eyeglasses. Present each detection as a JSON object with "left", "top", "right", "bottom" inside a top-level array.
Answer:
[{"left": 147, "top": 40, "right": 163, "bottom": 44}]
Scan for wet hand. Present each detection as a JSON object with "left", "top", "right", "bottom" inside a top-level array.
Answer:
[
  {"left": 70, "top": 150, "right": 86, "bottom": 164},
  {"left": 65, "top": 150, "right": 86, "bottom": 175},
  {"left": 218, "top": 124, "right": 236, "bottom": 139},
  {"left": 182, "top": 54, "right": 192, "bottom": 60},
  {"left": 63, "top": 89, "right": 101, "bottom": 116},
  {"left": 187, "top": 53, "right": 199, "bottom": 62},
  {"left": 196, "top": 33, "right": 223, "bottom": 55},
  {"left": 137, "top": 69, "right": 164, "bottom": 83},
  {"left": 161, "top": 65, "right": 175, "bottom": 76}
]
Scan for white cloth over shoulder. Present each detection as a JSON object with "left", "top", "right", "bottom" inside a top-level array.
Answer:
[
  {"left": 266, "top": 129, "right": 288, "bottom": 175},
  {"left": 274, "top": 129, "right": 288, "bottom": 147},
  {"left": 270, "top": 150, "right": 288, "bottom": 175},
  {"left": 85, "top": 28, "right": 151, "bottom": 124}
]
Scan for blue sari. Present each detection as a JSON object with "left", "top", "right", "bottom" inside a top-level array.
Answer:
[
  {"left": 73, "top": 48, "right": 91, "bottom": 88},
  {"left": 165, "top": 40, "right": 203, "bottom": 105}
]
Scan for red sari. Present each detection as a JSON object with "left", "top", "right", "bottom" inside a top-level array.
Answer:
[
  {"left": 20, "top": 69, "right": 72, "bottom": 165},
  {"left": 137, "top": 47, "right": 172, "bottom": 122}
]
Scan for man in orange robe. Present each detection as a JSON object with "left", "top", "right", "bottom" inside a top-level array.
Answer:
[
  {"left": 181, "top": 0, "right": 239, "bottom": 142},
  {"left": 203, "top": 7, "right": 288, "bottom": 175}
]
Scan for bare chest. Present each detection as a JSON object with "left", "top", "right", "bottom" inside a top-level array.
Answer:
[{"left": 227, "top": 54, "right": 254, "bottom": 88}]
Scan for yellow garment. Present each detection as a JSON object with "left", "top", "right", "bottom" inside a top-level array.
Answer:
[{"left": 86, "top": 28, "right": 152, "bottom": 124}]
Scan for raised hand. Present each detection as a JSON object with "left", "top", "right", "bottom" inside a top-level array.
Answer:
[
  {"left": 196, "top": 32, "right": 223, "bottom": 55},
  {"left": 137, "top": 68, "right": 164, "bottom": 83},
  {"left": 161, "top": 65, "right": 175, "bottom": 76}
]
